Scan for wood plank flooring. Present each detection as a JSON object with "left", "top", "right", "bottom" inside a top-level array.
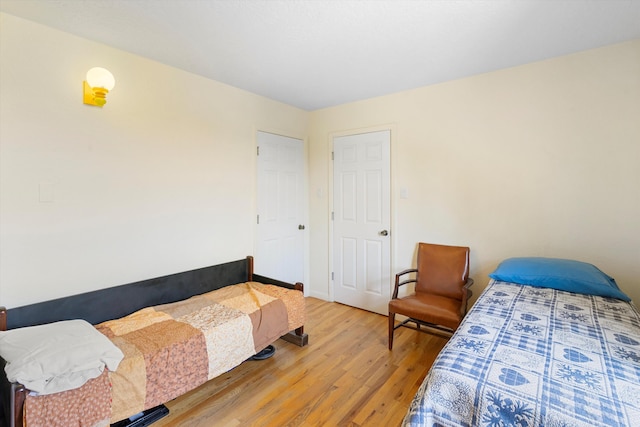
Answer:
[{"left": 152, "top": 297, "right": 448, "bottom": 427}]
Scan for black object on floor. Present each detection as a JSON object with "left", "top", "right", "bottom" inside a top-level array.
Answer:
[
  {"left": 250, "top": 344, "right": 276, "bottom": 360},
  {"left": 111, "top": 404, "right": 169, "bottom": 427}
]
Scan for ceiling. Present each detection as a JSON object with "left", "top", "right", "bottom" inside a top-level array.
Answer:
[{"left": 2, "top": 0, "right": 639, "bottom": 111}]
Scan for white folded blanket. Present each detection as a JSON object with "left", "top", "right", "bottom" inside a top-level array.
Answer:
[{"left": 0, "top": 319, "right": 123, "bottom": 395}]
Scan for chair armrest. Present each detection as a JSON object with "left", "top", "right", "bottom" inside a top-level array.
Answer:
[
  {"left": 460, "top": 278, "right": 474, "bottom": 317},
  {"left": 392, "top": 269, "right": 418, "bottom": 299},
  {"left": 396, "top": 268, "right": 417, "bottom": 278}
]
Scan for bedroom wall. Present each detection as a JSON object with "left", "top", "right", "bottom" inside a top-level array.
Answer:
[
  {"left": 308, "top": 40, "right": 640, "bottom": 305},
  {"left": 0, "top": 13, "right": 308, "bottom": 309},
  {"left": 2, "top": 12, "right": 638, "bottom": 311}
]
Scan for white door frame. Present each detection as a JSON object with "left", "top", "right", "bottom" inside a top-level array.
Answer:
[
  {"left": 254, "top": 128, "right": 309, "bottom": 292},
  {"left": 328, "top": 124, "right": 396, "bottom": 305}
]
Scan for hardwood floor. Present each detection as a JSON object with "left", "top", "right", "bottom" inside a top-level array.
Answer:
[{"left": 153, "top": 297, "right": 448, "bottom": 427}]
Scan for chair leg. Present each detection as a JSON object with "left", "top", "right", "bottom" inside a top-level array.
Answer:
[{"left": 388, "top": 312, "right": 396, "bottom": 350}]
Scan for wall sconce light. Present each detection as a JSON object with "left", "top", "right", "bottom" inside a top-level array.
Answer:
[{"left": 83, "top": 67, "right": 116, "bottom": 107}]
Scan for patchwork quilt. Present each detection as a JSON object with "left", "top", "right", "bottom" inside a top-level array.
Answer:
[
  {"left": 402, "top": 280, "right": 640, "bottom": 427},
  {"left": 23, "top": 281, "right": 305, "bottom": 426}
]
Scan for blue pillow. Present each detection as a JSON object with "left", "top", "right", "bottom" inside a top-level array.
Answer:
[{"left": 489, "top": 257, "right": 631, "bottom": 301}]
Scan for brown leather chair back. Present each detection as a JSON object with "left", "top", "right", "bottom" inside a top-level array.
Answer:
[{"left": 415, "top": 242, "right": 470, "bottom": 300}]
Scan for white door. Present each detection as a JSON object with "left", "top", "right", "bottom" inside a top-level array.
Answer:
[
  {"left": 255, "top": 131, "right": 305, "bottom": 284},
  {"left": 333, "top": 130, "right": 391, "bottom": 315}
]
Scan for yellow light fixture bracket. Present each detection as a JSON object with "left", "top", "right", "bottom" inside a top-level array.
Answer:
[
  {"left": 83, "top": 81, "right": 109, "bottom": 107},
  {"left": 83, "top": 67, "right": 115, "bottom": 107}
]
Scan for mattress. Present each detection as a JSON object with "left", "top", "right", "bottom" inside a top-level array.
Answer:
[
  {"left": 402, "top": 279, "right": 640, "bottom": 427},
  {"left": 22, "top": 281, "right": 305, "bottom": 426}
]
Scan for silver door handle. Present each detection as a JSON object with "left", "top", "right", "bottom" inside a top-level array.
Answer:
[
  {"left": 379, "top": 230, "right": 388, "bottom": 236},
  {"left": 298, "top": 224, "right": 305, "bottom": 230}
]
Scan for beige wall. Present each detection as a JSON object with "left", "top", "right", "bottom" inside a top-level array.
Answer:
[
  {"left": 308, "top": 40, "right": 640, "bottom": 304},
  {"left": 0, "top": 13, "right": 308, "bottom": 308},
  {"left": 2, "top": 11, "right": 638, "bottom": 310}
]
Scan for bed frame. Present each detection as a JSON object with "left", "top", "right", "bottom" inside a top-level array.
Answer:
[{"left": 0, "top": 256, "right": 307, "bottom": 427}]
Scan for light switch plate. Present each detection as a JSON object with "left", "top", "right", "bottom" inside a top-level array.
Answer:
[{"left": 39, "top": 182, "right": 54, "bottom": 202}]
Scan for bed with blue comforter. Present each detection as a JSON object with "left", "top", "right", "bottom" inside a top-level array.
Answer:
[{"left": 402, "top": 258, "right": 640, "bottom": 427}]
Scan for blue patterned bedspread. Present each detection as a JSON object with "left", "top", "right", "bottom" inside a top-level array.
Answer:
[{"left": 402, "top": 280, "right": 640, "bottom": 427}]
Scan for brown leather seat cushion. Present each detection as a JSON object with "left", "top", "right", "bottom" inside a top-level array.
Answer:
[{"left": 388, "top": 292, "right": 462, "bottom": 330}]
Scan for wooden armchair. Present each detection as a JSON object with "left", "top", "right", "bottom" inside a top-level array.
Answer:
[{"left": 388, "top": 242, "right": 473, "bottom": 349}]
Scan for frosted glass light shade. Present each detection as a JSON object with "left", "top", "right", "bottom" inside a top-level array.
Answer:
[{"left": 86, "top": 67, "right": 115, "bottom": 90}]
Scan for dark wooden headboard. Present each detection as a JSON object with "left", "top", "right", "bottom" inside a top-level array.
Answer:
[{"left": 2, "top": 256, "right": 259, "bottom": 330}]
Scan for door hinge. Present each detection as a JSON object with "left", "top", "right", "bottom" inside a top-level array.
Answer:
[
  {"left": 331, "top": 151, "right": 334, "bottom": 160},
  {"left": 257, "top": 214, "right": 259, "bottom": 224},
  {"left": 331, "top": 211, "right": 334, "bottom": 221},
  {"left": 257, "top": 146, "right": 260, "bottom": 156},
  {"left": 331, "top": 272, "right": 334, "bottom": 280}
]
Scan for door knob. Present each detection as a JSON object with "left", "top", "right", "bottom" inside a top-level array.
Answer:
[
  {"left": 379, "top": 230, "right": 388, "bottom": 236},
  {"left": 298, "top": 224, "right": 305, "bottom": 230}
]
